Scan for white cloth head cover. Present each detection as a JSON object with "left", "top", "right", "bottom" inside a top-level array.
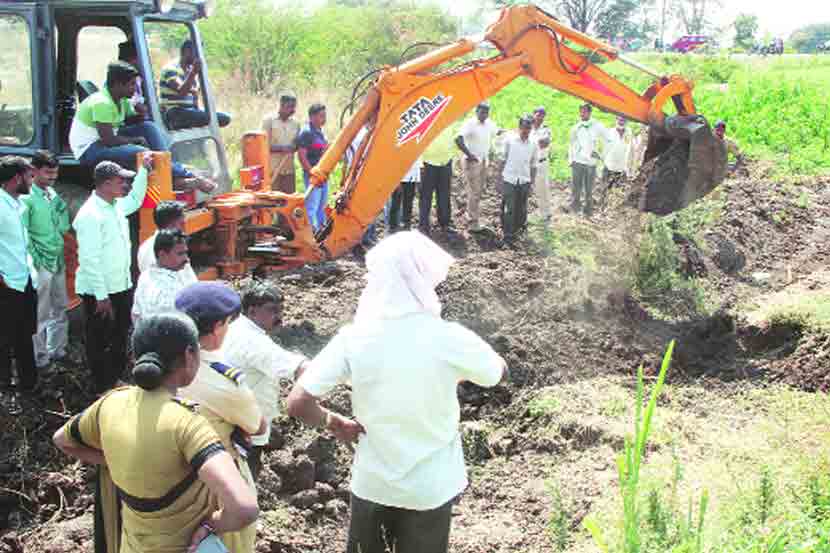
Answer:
[{"left": 354, "top": 230, "right": 455, "bottom": 322}]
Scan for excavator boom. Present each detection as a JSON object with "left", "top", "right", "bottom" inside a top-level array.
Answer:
[{"left": 275, "top": 4, "right": 725, "bottom": 263}]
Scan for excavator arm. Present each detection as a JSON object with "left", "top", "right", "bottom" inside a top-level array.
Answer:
[{"left": 274, "top": 4, "right": 724, "bottom": 263}]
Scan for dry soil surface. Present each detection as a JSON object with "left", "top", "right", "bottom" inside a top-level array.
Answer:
[{"left": 2, "top": 161, "right": 829, "bottom": 553}]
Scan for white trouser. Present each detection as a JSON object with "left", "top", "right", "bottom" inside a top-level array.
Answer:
[
  {"left": 33, "top": 266, "right": 69, "bottom": 367},
  {"left": 533, "top": 163, "right": 551, "bottom": 220}
]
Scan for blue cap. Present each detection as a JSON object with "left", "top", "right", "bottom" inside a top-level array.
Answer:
[{"left": 175, "top": 282, "right": 241, "bottom": 321}]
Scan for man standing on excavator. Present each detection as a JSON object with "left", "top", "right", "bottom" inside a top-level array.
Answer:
[{"left": 568, "top": 104, "right": 606, "bottom": 217}]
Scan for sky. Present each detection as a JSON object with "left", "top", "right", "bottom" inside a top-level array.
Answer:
[
  {"left": 446, "top": 0, "right": 830, "bottom": 39},
  {"left": 716, "top": 0, "right": 830, "bottom": 38},
  {"left": 277, "top": 0, "right": 830, "bottom": 41}
]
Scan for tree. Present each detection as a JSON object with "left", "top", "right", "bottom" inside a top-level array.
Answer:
[
  {"left": 733, "top": 13, "right": 758, "bottom": 50},
  {"left": 595, "top": 0, "right": 656, "bottom": 42},
  {"left": 673, "top": 0, "right": 720, "bottom": 35},
  {"left": 790, "top": 23, "right": 830, "bottom": 53},
  {"left": 557, "top": 0, "right": 611, "bottom": 33}
]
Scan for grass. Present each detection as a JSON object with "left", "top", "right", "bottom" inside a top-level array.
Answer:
[
  {"left": 487, "top": 54, "right": 830, "bottom": 182},
  {"left": 762, "top": 291, "right": 830, "bottom": 334},
  {"left": 558, "top": 376, "right": 830, "bottom": 553}
]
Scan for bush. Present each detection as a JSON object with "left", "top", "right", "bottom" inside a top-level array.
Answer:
[
  {"left": 635, "top": 217, "right": 679, "bottom": 296},
  {"left": 198, "top": 0, "right": 456, "bottom": 94}
]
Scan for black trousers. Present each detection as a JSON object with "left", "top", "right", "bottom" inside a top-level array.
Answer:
[
  {"left": 389, "top": 180, "right": 417, "bottom": 231},
  {"left": 347, "top": 494, "right": 453, "bottom": 553},
  {"left": 81, "top": 290, "right": 133, "bottom": 393},
  {"left": 246, "top": 446, "right": 264, "bottom": 482},
  {"left": 501, "top": 181, "right": 531, "bottom": 240},
  {"left": 0, "top": 278, "right": 37, "bottom": 390},
  {"left": 165, "top": 106, "right": 231, "bottom": 130},
  {"left": 419, "top": 162, "right": 452, "bottom": 230}
]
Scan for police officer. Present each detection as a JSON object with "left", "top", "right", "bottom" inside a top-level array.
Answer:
[
  {"left": 175, "top": 282, "right": 265, "bottom": 553},
  {"left": 53, "top": 312, "right": 258, "bottom": 553}
]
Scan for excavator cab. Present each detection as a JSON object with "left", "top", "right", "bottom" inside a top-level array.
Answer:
[
  {"left": 0, "top": 0, "right": 232, "bottom": 309},
  {"left": 0, "top": 0, "right": 231, "bottom": 201}
]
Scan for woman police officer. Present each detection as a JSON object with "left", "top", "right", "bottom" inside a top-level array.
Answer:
[{"left": 53, "top": 312, "right": 258, "bottom": 553}]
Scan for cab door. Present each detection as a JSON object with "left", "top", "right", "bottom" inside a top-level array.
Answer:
[{"left": 0, "top": 5, "right": 42, "bottom": 155}]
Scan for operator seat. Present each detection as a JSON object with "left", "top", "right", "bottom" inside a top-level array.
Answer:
[{"left": 76, "top": 80, "right": 99, "bottom": 102}]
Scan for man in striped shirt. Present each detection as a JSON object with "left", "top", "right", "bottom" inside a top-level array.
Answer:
[{"left": 159, "top": 40, "right": 230, "bottom": 130}]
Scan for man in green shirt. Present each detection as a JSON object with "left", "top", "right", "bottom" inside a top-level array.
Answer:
[
  {"left": 69, "top": 62, "right": 202, "bottom": 185},
  {"left": 21, "top": 150, "right": 69, "bottom": 369},
  {"left": 419, "top": 125, "right": 457, "bottom": 234}
]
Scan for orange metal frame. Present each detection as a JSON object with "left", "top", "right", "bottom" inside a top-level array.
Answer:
[{"left": 263, "top": 4, "right": 699, "bottom": 263}]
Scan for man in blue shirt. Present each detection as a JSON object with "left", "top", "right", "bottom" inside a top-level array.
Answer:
[
  {"left": 297, "top": 103, "right": 329, "bottom": 232},
  {"left": 0, "top": 156, "right": 38, "bottom": 394}
]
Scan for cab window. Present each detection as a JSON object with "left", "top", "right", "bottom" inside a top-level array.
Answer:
[
  {"left": 0, "top": 15, "right": 34, "bottom": 145},
  {"left": 76, "top": 26, "right": 130, "bottom": 93},
  {"left": 143, "top": 21, "right": 210, "bottom": 131}
]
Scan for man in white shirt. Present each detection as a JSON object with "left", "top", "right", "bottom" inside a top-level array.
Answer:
[
  {"left": 0, "top": 156, "right": 38, "bottom": 395},
  {"left": 388, "top": 158, "right": 422, "bottom": 233},
  {"left": 456, "top": 103, "right": 499, "bottom": 232},
  {"left": 73, "top": 155, "right": 152, "bottom": 393},
  {"left": 530, "top": 106, "right": 552, "bottom": 223},
  {"left": 224, "top": 283, "right": 307, "bottom": 480},
  {"left": 137, "top": 200, "right": 197, "bottom": 281},
  {"left": 602, "top": 116, "right": 634, "bottom": 195},
  {"left": 287, "top": 231, "right": 506, "bottom": 553},
  {"left": 132, "top": 229, "right": 197, "bottom": 324},
  {"left": 568, "top": 103, "right": 606, "bottom": 217},
  {"left": 501, "top": 115, "right": 538, "bottom": 243}
]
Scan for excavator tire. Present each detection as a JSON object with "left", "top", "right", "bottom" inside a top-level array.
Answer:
[{"left": 640, "top": 115, "right": 727, "bottom": 215}]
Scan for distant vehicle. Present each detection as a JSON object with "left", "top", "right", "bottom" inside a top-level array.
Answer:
[
  {"left": 818, "top": 40, "right": 830, "bottom": 53},
  {"left": 764, "top": 38, "right": 784, "bottom": 55},
  {"left": 750, "top": 38, "right": 783, "bottom": 56},
  {"left": 670, "top": 35, "right": 709, "bottom": 54}
]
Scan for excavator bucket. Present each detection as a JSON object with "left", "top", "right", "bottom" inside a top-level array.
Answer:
[{"left": 640, "top": 115, "right": 728, "bottom": 215}]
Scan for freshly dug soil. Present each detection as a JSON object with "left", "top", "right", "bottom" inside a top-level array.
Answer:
[{"left": 2, "top": 160, "right": 829, "bottom": 553}]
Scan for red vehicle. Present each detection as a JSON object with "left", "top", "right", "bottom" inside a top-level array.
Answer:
[{"left": 670, "top": 35, "right": 709, "bottom": 53}]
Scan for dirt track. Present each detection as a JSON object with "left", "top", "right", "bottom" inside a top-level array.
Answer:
[{"left": 2, "top": 162, "right": 829, "bottom": 553}]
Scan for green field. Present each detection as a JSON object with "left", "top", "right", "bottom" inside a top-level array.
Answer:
[{"left": 486, "top": 54, "right": 830, "bottom": 181}]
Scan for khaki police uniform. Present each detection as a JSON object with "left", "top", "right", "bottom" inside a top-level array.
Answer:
[
  {"left": 179, "top": 348, "right": 262, "bottom": 553},
  {"left": 61, "top": 387, "right": 225, "bottom": 553}
]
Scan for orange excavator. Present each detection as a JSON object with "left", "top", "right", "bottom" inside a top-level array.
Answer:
[{"left": 246, "top": 3, "right": 726, "bottom": 266}]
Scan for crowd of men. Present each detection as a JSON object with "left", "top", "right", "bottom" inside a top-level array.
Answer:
[
  {"left": 260, "top": 95, "right": 717, "bottom": 245},
  {"left": 1, "top": 48, "right": 745, "bottom": 552}
]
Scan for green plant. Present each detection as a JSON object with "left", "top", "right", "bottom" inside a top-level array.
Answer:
[
  {"left": 759, "top": 466, "right": 775, "bottom": 525},
  {"left": 585, "top": 341, "right": 674, "bottom": 553},
  {"left": 645, "top": 489, "right": 670, "bottom": 543},
  {"left": 635, "top": 218, "right": 679, "bottom": 295},
  {"left": 547, "top": 483, "right": 572, "bottom": 551},
  {"left": 806, "top": 476, "right": 830, "bottom": 522},
  {"left": 528, "top": 393, "right": 562, "bottom": 418}
]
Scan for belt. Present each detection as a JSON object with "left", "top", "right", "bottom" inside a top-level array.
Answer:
[{"left": 115, "top": 441, "right": 225, "bottom": 513}]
